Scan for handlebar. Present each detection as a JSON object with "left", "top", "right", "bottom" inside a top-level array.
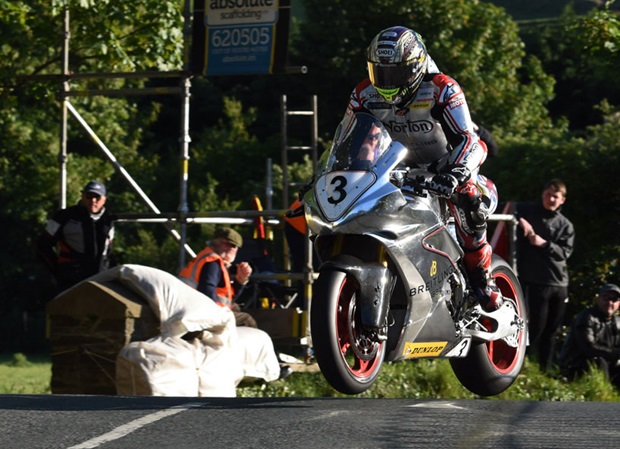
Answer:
[{"left": 395, "top": 170, "right": 452, "bottom": 199}]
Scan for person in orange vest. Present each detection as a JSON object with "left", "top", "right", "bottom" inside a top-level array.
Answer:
[{"left": 179, "top": 227, "right": 256, "bottom": 327}]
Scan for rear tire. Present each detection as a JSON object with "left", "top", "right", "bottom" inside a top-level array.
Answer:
[
  {"left": 311, "top": 268, "right": 385, "bottom": 395},
  {"left": 450, "top": 256, "right": 527, "bottom": 396}
]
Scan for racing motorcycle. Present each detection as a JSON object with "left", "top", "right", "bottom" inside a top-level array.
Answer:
[{"left": 303, "top": 112, "right": 527, "bottom": 396}]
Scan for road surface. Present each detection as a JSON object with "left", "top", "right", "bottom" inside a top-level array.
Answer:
[{"left": 1, "top": 394, "right": 619, "bottom": 448}]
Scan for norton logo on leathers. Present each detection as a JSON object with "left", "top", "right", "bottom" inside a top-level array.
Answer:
[
  {"left": 402, "top": 342, "right": 447, "bottom": 359},
  {"left": 384, "top": 119, "right": 433, "bottom": 134}
]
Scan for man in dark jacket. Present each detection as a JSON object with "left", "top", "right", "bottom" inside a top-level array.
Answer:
[
  {"left": 559, "top": 283, "right": 620, "bottom": 386},
  {"left": 37, "top": 181, "right": 115, "bottom": 292},
  {"left": 516, "top": 179, "right": 575, "bottom": 372}
]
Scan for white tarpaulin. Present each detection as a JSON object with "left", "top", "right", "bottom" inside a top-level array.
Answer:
[{"left": 90, "top": 264, "right": 280, "bottom": 397}]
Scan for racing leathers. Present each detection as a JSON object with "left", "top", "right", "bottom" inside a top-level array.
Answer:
[
  {"left": 37, "top": 202, "right": 115, "bottom": 292},
  {"left": 344, "top": 56, "right": 500, "bottom": 308}
]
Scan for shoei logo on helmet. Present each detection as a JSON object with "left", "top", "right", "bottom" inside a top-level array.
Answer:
[{"left": 377, "top": 48, "right": 395, "bottom": 57}]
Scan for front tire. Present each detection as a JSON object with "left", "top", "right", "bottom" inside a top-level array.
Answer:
[
  {"left": 450, "top": 256, "right": 527, "bottom": 396},
  {"left": 311, "top": 268, "right": 386, "bottom": 395}
]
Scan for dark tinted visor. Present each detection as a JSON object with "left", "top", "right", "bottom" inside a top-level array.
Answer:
[{"left": 367, "top": 62, "right": 415, "bottom": 89}]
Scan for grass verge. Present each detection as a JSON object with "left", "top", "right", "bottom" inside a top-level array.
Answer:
[
  {"left": 1, "top": 353, "right": 618, "bottom": 401},
  {"left": 0, "top": 353, "right": 52, "bottom": 394},
  {"left": 239, "top": 357, "right": 620, "bottom": 401}
]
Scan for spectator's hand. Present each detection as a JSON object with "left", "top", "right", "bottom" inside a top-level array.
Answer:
[
  {"left": 235, "top": 261, "right": 252, "bottom": 285},
  {"left": 527, "top": 233, "right": 547, "bottom": 247},
  {"left": 519, "top": 217, "right": 534, "bottom": 237}
]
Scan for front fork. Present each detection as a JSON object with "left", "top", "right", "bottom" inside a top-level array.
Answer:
[{"left": 318, "top": 237, "right": 395, "bottom": 334}]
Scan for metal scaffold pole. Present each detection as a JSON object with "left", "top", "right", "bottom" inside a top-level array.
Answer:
[
  {"left": 178, "top": 75, "right": 192, "bottom": 270},
  {"left": 58, "top": 3, "right": 70, "bottom": 209},
  {"left": 177, "top": 0, "right": 194, "bottom": 271},
  {"left": 51, "top": 0, "right": 198, "bottom": 267}
]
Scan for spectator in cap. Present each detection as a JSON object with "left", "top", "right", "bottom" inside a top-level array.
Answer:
[
  {"left": 179, "top": 227, "right": 256, "bottom": 327},
  {"left": 37, "top": 180, "right": 115, "bottom": 293},
  {"left": 559, "top": 283, "right": 620, "bottom": 386}
]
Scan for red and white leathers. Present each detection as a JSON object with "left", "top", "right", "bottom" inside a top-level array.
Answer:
[{"left": 344, "top": 56, "right": 500, "bottom": 304}]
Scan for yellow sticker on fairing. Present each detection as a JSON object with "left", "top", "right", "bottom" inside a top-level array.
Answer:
[
  {"left": 402, "top": 341, "right": 448, "bottom": 358},
  {"left": 430, "top": 260, "right": 437, "bottom": 276}
]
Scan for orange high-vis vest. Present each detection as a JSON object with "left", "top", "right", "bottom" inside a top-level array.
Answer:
[
  {"left": 284, "top": 199, "right": 307, "bottom": 235},
  {"left": 178, "top": 246, "right": 233, "bottom": 308}
]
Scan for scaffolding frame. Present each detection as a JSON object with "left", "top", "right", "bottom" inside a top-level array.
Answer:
[
  {"left": 13, "top": 3, "right": 518, "bottom": 343},
  {"left": 22, "top": 2, "right": 198, "bottom": 269},
  {"left": 17, "top": 2, "right": 304, "bottom": 272}
]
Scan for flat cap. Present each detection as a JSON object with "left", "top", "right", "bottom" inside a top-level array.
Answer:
[{"left": 214, "top": 227, "right": 243, "bottom": 248}]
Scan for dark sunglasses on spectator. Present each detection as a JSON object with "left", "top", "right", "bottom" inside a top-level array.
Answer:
[
  {"left": 84, "top": 193, "right": 102, "bottom": 200},
  {"left": 602, "top": 295, "right": 620, "bottom": 303},
  {"left": 367, "top": 133, "right": 380, "bottom": 141}
]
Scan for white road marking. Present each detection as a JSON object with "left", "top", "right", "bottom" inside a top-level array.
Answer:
[
  {"left": 408, "top": 401, "right": 466, "bottom": 410},
  {"left": 305, "top": 410, "right": 350, "bottom": 421},
  {"left": 67, "top": 402, "right": 204, "bottom": 449}
]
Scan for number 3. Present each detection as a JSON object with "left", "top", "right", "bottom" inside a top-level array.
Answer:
[{"left": 328, "top": 175, "right": 347, "bottom": 205}]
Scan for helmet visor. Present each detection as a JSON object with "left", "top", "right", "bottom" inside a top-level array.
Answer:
[{"left": 367, "top": 62, "right": 416, "bottom": 89}]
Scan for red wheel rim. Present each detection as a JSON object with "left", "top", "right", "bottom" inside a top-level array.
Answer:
[
  {"left": 335, "top": 278, "right": 384, "bottom": 379},
  {"left": 484, "top": 271, "right": 523, "bottom": 373}
]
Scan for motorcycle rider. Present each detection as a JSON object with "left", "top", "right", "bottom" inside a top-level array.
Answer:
[{"left": 343, "top": 26, "right": 502, "bottom": 311}]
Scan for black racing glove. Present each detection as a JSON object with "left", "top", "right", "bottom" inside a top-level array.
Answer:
[
  {"left": 444, "top": 164, "right": 471, "bottom": 185},
  {"left": 428, "top": 164, "right": 471, "bottom": 198},
  {"left": 428, "top": 173, "right": 459, "bottom": 198}
]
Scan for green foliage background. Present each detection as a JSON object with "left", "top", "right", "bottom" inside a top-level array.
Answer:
[{"left": 1, "top": 0, "right": 619, "bottom": 353}]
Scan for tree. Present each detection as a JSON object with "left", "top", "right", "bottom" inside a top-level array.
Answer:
[
  {"left": 576, "top": 0, "right": 620, "bottom": 56},
  {"left": 517, "top": 2, "right": 620, "bottom": 130},
  {"left": 2, "top": 0, "right": 620, "bottom": 352},
  {"left": 0, "top": 0, "right": 186, "bottom": 309},
  {"left": 287, "top": 0, "right": 556, "bottom": 138}
]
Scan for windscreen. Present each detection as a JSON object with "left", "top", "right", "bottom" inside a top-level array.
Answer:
[{"left": 325, "top": 113, "right": 392, "bottom": 172}]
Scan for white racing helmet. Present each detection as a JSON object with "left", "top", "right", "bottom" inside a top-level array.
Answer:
[{"left": 367, "top": 26, "right": 429, "bottom": 107}]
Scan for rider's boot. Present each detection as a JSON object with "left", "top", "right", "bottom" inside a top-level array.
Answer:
[
  {"left": 464, "top": 243, "right": 503, "bottom": 312},
  {"left": 472, "top": 268, "right": 503, "bottom": 312}
]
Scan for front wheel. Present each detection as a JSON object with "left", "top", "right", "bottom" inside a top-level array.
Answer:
[
  {"left": 310, "top": 268, "right": 386, "bottom": 395},
  {"left": 450, "top": 256, "right": 528, "bottom": 396}
]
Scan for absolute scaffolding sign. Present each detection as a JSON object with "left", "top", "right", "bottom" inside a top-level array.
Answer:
[{"left": 191, "top": 0, "right": 291, "bottom": 76}]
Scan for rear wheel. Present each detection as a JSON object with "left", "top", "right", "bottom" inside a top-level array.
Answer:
[
  {"left": 450, "top": 256, "right": 527, "bottom": 396},
  {"left": 311, "top": 269, "right": 386, "bottom": 395}
]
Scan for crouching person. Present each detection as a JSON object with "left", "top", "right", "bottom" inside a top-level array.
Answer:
[{"left": 559, "top": 283, "right": 620, "bottom": 386}]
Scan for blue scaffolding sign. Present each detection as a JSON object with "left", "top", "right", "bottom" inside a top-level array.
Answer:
[{"left": 193, "top": 0, "right": 288, "bottom": 76}]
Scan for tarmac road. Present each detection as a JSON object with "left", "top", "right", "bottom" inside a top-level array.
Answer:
[{"left": 1, "top": 394, "right": 620, "bottom": 449}]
